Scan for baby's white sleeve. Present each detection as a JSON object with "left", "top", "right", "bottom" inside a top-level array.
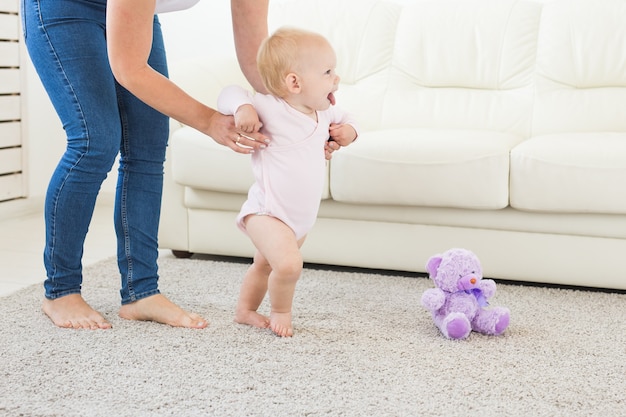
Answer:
[{"left": 217, "top": 85, "right": 254, "bottom": 115}]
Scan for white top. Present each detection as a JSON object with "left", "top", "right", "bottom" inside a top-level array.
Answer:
[{"left": 155, "top": 0, "right": 200, "bottom": 14}]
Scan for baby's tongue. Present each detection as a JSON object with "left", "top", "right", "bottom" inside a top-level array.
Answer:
[{"left": 328, "top": 92, "right": 336, "bottom": 105}]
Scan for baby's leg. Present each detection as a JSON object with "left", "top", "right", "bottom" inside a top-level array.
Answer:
[
  {"left": 245, "top": 216, "right": 304, "bottom": 337},
  {"left": 234, "top": 250, "right": 271, "bottom": 329}
]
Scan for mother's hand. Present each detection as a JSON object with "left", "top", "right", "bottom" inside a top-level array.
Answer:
[{"left": 208, "top": 112, "right": 269, "bottom": 154}]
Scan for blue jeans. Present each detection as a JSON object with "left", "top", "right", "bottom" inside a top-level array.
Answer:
[{"left": 22, "top": 0, "right": 169, "bottom": 304}]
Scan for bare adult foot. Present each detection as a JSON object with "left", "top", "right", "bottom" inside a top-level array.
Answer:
[
  {"left": 118, "top": 293, "right": 207, "bottom": 329},
  {"left": 234, "top": 309, "right": 270, "bottom": 329},
  {"left": 269, "top": 311, "right": 293, "bottom": 337},
  {"left": 42, "top": 294, "right": 112, "bottom": 330}
]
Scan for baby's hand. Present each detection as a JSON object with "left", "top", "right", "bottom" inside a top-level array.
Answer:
[
  {"left": 324, "top": 140, "right": 340, "bottom": 160},
  {"left": 329, "top": 123, "right": 357, "bottom": 146},
  {"left": 235, "top": 104, "right": 263, "bottom": 133}
]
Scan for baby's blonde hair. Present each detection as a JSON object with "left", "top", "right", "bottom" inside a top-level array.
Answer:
[{"left": 257, "top": 27, "right": 329, "bottom": 98}]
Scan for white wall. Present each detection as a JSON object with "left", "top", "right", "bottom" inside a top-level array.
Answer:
[
  {"left": 21, "top": 44, "right": 65, "bottom": 199},
  {"left": 159, "top": 1, "right": 235, "bottom": 63}
]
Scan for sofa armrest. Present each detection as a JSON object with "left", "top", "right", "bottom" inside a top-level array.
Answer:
[
  {"left": 160, "top": 56, "right": 253, "bottom": 253},
  {"left": 159, "top": 145, "right": 189, "bottom": 252}
]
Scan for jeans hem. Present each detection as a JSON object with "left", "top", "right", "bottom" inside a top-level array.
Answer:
[
  {"left": 45, "top": 289, "right": 82, "bottom": 300},
  {"left": 121, "top": 289, "right": 161, "bottom": 305}
]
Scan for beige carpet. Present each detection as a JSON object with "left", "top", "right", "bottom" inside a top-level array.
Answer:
[{"left": 1, "top": 255, "right": 625, "bottom": 417}]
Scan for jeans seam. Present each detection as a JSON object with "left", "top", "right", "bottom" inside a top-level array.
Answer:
[{"left": 117, "top": 88, "right": 135, "bottom": 301}]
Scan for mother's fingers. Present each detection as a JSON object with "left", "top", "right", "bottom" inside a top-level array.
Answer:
[
  {"left": 234, "top": 132, "right": 269, "bottom": 151},
  {"left": 209, "top": 113, "right": 269, "bottom": 154}
]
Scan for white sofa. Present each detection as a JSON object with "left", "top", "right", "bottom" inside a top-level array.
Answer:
[{"left": 159, "top": 0, "right": 626, "bottom": 290}]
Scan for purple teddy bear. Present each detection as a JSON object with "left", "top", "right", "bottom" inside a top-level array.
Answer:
[{"left": 421, "top": 248, "right": 510, "bottom": 340}]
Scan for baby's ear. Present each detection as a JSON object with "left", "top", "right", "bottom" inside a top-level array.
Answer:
[
  {"left": 426, "top": 255, "right": 442, "bottom": 277},
  {"left": 285, "top": 73, "right": 301, "bottom": 93}
]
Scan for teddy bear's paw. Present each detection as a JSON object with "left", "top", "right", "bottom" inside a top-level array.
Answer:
[
  {"left": 421, "top": 288, "right": 445, "bottom": 310},
  {"left": 473, "top": 307, "right": 510, "bottom": 335},
  {"left": 443, "top": 313, "right": 471, "bottom": 339},
  {"left": 493, "top": 308, "right": 510, "bottom": 335}
]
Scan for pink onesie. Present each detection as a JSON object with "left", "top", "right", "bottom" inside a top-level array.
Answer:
[{"left": 218, "top": 85, "right": 358, "bottom": 239}]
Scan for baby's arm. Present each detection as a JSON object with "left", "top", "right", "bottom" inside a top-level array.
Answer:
[
  {"left": 234, "top": 104, "right": 262, "bottom": 134},
  {"left": 217, "top": 85, "right": 262, "bottom": 133},
  {"left": 327, "top": 105, "right": 359, "bottom": 148}
]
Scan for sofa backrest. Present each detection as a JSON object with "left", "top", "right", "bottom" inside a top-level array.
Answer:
[
  {"left": 269, "top": 0, "right": 542, "bottom": 138},
  {"left": 171, "top": 0, "right": 625, "bottom": 140},
  {"left": 386, "top": 0, "right": 541, "bottom": 139},
  {"left": 532, "top": 0, "right": 626, "bottom": 136}
]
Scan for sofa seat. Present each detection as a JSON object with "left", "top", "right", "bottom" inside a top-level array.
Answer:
[
  {"left": 173, "top": 126, "right": 524, "bottom": 210},
  {"left": 330, "top": 128, "right": 524, "bottom": 209},
  {"left": 511, "top": 133, "right": 626, "bottom": 214}
]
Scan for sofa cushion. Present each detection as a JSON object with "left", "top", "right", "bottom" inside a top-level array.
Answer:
[
  {"left": 394, "top": 0, "right": 541, "bottom": 90},
  {"left": 329, "top": 128, "right": 523, "bottom": 209},
  {"left": 510, "top": 133, "right": 626, "bottom": 214},
  {"left": 533, "top": 0, "right": 626, "bottom": 136},
  {"left": 378, "top": 0, "right": 541, "bottom": 140},
  {"left": 171, "top": 128, "right": 254, "bottom": 194}
]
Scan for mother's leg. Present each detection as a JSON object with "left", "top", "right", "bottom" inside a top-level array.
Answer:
[
  {"left": 115, "top": 16, "right": 206, "bottom": 329},
  {"left": 23, "top": 0, "right": 119, "bottom": 329}
]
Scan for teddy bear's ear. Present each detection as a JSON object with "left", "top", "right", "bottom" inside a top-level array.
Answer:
[{"left": 426, "top": 255, "right": 443, "bottom": 277}]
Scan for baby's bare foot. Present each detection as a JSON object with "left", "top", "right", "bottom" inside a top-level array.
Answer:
[
  {"left": 234, "top": 309, "right": 270, "bottom": 329},
  {"left": 118, "top": 294, "right": 207, "bottom": 329},
  {"left": 270, "top": 311, "right": 293, "bottom": 337},
  {"left": 43, "top": 294, "right": 112, "bottom": 330}
]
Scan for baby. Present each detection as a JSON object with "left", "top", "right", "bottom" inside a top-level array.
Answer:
[{"left": 217, "top": 27, "right": 358, "bottom": 337}]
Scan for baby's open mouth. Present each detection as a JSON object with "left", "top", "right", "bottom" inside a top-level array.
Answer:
[{"left": 327, "top": 92, "right": 336, "bottom": 105}]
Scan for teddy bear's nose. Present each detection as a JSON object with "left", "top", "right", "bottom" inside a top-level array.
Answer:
[{"left": 470, "top": 278, "right": 476, "bottom": 284}]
